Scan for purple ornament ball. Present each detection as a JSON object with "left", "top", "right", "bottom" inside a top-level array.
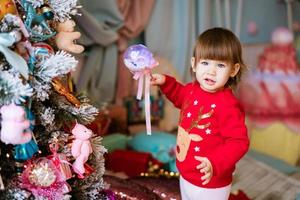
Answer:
[{"left": 123, "top": 44, "right": 157, "bottom": 72}]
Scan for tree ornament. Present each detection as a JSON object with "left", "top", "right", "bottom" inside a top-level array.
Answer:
[
  {"left": 41, "top": 5, "right": 54, "bottom": 20},
  {"left": 123, "top": 44, "right": 159, "bottom": 135},
  {"left": 0, "top": 103, "right": 32, "bottom": 145},
  {"left": 21, "top": 0, "right": 56, "bottom": 42},
  {"left": 52, "top": 78, "right": 81, "bottom": 108},
  {"left": 54, "top": 20, "right": 84, "bottom": 54},
  {"left": 21, "top": 157, "right": 71, "bottom": 199},
  {"left": 71, "top": 123, "right": 93, "bottom": 176},
  {"left": 0, "top": 0, "right": 18, "bottom": 20}
]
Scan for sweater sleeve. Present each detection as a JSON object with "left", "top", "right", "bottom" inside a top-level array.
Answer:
[
  {"left": 206, "top": 99, "right": 249, "bottom": 177},
  {"left": 159, "top": 75, "right": 190, "bottom": 109}
]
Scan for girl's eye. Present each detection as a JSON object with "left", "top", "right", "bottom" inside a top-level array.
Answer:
[
  {"left": 201, "top": 61, "right": 208, "bottom": 65},
  {"left": 217, "top": 63, "right": 226, "bottom": 68}
]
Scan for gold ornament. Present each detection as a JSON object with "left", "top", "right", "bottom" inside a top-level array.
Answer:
[
  {"left": 28, "top": 162, "right": 56, "bottom": 187},
  {"left": 140, "top": 161, "right": 179, "bottom": 178},
  {"left": 0, "top": 0, "right": 18, "bottom": 20},
  {"left": 51, "top": 78, "right": 81, "bottom": 108}
]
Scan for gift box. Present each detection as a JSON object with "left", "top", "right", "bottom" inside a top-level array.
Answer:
[
  {"left": 87, "top": 111, "right": 111, "bottom": 136},
  {"left": 102, "top": 133, "right": 128, "bottom": 152},
  {"left": 106, "top": 150, "right": 162, "bottom": 177}
]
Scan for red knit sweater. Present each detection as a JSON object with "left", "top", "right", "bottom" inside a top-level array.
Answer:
[{"left": 160, "top": 75, "right": 249, "bottom": 188}]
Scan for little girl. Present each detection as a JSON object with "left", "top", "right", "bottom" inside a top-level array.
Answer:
[{"left": 151, "top": 27, "right": 249, "bottom": 200}]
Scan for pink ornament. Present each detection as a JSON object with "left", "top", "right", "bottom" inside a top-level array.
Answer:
[
  {"left": 271, "top": 27, "right": 294, "bottom": 46},
  {"left": 0, "top": 103, "right": 32, "bottom": 145},
  {"left": 247, "top": 21, "right": 258, "bottom": 36},
  {"left": 123, "top": 44, "right": 159, "bottom": 135},
  {"left": 21, "top": 158, "right": 71, "bottom": 200},
  {"left": 71, "top": 123, "right": 93, "bottom": 176}
]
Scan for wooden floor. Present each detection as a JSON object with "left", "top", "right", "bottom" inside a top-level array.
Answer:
[{"left": 232, "top": 156, "right": 300, "bottom": 200}]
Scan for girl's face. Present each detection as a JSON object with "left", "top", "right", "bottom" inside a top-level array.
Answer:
[{"left": 191, "top": 58, "right": 240, "bottom": 93}]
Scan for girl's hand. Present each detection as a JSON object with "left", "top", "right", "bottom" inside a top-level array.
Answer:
[
  {"left": 194, "top": 156, "right": 213, "bottom": 185},
  {"left": 150, "top": 74, "right": 166, "bottom": 86}
]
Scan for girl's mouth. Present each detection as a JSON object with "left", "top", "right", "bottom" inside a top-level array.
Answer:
[{"left": 204, "top": 78, "right": 216, "bottom": 85}]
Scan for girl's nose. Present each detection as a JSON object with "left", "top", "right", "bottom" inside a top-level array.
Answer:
[{"left": 208, "top": 65, "right": 216, "bottom": 75}]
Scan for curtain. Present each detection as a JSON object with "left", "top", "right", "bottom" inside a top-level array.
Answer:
[
  {"left": 115, "top": 0, "right": 155, "bottom": 105},
  {"left": 145, "top": 0, "right": 213, "bottom": 82},
  {"left": 74, "top": 0, "right": 123, "bottom": 104},
  {"left": 75, "top": 0, "right": 154, "bottom": 105}
]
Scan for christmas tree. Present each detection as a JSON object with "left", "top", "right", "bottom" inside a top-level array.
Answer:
[{"left": 0, "top": 0, "right": 107, "bottom": 199}]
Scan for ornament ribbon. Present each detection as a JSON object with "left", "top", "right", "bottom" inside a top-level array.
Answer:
[
  {"left": 0, "top": 33, "right": 29, "bottom": 79},
  {"left": 48, "top": 144, "right": 73, "bottom": 180},
  {"left": 133, "top": 68, "right": 152, "bottom": 135}
]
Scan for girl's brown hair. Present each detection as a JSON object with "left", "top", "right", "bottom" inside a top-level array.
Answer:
[{"left": 193, "top": 27, "right": 245, "bottom": 88}]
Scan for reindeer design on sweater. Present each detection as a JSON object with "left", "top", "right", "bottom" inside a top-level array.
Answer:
[{"left": 176, "top": 100, "right": 214, "bottom": 162}]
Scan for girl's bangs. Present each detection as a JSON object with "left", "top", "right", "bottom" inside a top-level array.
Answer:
[{"left": 195, "top": 40, "right": 234, "bottom": 63}]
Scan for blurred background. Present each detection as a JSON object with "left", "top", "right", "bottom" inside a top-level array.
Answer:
[{"left": 72, "top": 0, "right": 300, "bottom": 199}]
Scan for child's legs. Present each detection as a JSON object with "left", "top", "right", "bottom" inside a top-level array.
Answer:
[{"left": 179, "top": 176, "right": 231, "bottom": 200}]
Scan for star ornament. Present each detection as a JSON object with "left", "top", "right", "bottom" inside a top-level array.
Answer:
[
  {"left": 211, "top": 104, "right": 216, "bottom": 109},
  {"left": 194, "top": 146, "right": 200, "bottom": 152}
]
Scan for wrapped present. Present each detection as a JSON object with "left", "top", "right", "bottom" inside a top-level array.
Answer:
[
  {"left": 102, "top": 133, "right": 128, "bottom": 153},
  {"left": 106, "top": 150, "right": 162, "bottom": 177},
  {"left": 87, "top": 111, "right": 111, "bottom": 136}
]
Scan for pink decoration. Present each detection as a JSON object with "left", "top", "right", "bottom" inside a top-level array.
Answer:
[
  {"left": 247, "top": 21, "right": 258, "bottom": 35},
  {"left": 0, "top": 103, "right": 32, "bottom": 145},
  {"left": 123, "top": 44, "right": 158, "bottom": 135},
  {"left": 21, "top": 158, "right": 71, "bottom": 200},
  {"left": 271, "top": 27, "right": 294, "bottom": 46},
  {"left": 48, "top": 144, "right": 72, "bottom": 180},
  {"left": 71, "top": 123, "right": 93, "bottom": 176},
  {"left": 258, "top": 44, "right": 298, "bottom": 73},
  {"left": 238, "top": 28, "right": 300, "bottom": 132}
]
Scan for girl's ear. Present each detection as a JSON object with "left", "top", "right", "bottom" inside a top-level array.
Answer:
[
  {"left": 230, "top": 63, "right": 240, "bottom": 77},
  {"left": 191, "top": 57, "right": 196, "bottom": 72}
]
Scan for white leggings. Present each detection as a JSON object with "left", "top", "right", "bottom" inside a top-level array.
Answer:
[{"left": 180, "top": 176, "right": 231, "bottom": 200}]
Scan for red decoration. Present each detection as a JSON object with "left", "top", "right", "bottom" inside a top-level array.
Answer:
[
  {"left": 86, "top": 112, "right": 111, "bottom": 136},
  {"left": 106, "top": 150, "right": 162, "bottom": 177}
]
